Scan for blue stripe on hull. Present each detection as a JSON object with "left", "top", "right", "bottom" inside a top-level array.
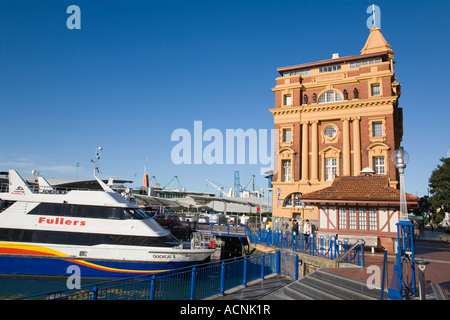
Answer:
[{"left": 0, "top": 256, "right": 198, "bottom": 278}]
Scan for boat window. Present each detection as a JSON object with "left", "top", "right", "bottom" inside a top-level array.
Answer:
[
  {"left": 27, "top": 203, "right": 148, "bottom": 220},
  {"left": 107, "top": 207, "right": 123, "bottom": 220},
  {"left": 123, "top": 209, "right": 148, "bottom": 220},
  {"left": 0, "top": 227, "right": 182, "bottom": 248},
  {"left": 0, "top": 200, "right": 16, "bottom": 213},
  {"left": 133, "top": 209, "right": 150, "bottom": 219}
]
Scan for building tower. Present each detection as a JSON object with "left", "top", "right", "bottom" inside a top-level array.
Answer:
[{"left": 270, "top": 27, "right": 403, "bottom": 224}]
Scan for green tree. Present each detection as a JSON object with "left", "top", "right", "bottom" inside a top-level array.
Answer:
[
  {"left": 428, "top": 157, "right": 450, "bottom": 212},
  {"left": 413, "top": 195, "right": 431, "bottom": 216}
]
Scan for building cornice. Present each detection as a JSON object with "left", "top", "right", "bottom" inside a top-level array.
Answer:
[
  {"left": 273, "top": 68, "right": 394, "bottom": 92},
  {"left": 269, "top": 97, "right": 397, "bottom": 116}
]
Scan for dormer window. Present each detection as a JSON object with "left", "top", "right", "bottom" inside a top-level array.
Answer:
[{"left": 318, "top": 91, "right": 343, "bottom": 104}]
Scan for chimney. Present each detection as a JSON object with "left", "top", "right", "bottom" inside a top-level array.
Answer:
[{"left": 332, "top": 53, "right": 340, "bottom": 59}]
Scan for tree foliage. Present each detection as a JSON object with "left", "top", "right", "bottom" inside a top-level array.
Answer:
[
  {"left": 413, "top": 195, "right": 431, "bottom": 215},
  {"left": 428, "top": 157, "right": 450, "bottom": 211}
]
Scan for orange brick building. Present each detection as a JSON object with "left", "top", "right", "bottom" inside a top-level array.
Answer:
[{"left": 270, "top": 27, "right": 407, "bottom": 229}]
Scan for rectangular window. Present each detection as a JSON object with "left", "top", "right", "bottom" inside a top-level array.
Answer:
[
  {"left": 282, "top": 160, "right": 291, "bottom": 182},
  {"left": 283, "top": 128, "right": 292, "bottom": 143},
  {"left": 373, "top": 157, "right": 385, "bottom": 175},
  {"left": 371, "top": 84, "right": 381, "bottom": 96},
  {"left": 348, "top": 208, "right": 357, "bottom": 229},
  {"left": 282, "top": 68, "right": 311, "bottom": 77},
  {"left": 369, "top": 208, "right": 377, "bottom": 230},
  {"left": 339, "top": 207, "right": 347, "bottom": 229},
  {"left": 325, "top": 158, "right": 338, "bottom": 181},
  {"left": 350, "top": 57, "right": 382, "bottom": 68},
  {"left": 319, "top": 64, "right": 341, "bottom": 73},
  {"left": 359, "top": 208, "right": 367, "bottom": 230},
  {"left": 284, "top": 95, "right": 292, "bottom": 105},
  {"left": 372, "top": 122, "right": 383, "bottom": 137}
]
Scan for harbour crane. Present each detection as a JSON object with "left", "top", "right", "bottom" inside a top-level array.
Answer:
[{"left": 206, "top": 179, "right": 232, "bottom": 197}]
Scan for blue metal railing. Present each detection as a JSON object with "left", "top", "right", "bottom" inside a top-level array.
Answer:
[
  {"left": 17, "top": 250, "right": 298, "bottom": 300},
  {"left": 247, "top": 226, "right": 365, "bottom": 266}
]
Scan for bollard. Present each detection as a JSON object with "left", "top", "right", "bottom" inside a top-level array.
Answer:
[
  {"left": 190, "top": 267, "right": 196, "bottom": 300},
  {"left": 243, "top": 256, "right": 248, "bottom": 287},
  {"left": 149, "top": 275, "right": 156, "bottom": 300},
  {"left": 91, "top": 285, "right": 98, "bottom": 300},
  {"left": 415, "top": 258, "right": 430, "bottom": 300},
  {"left": 261, "top": 253, "right": 265, "bottom": 279},
  {"left": 380, "top": 250, "right": 387, "bottom": 300},
  {"left": 277, "top": 250, "right": 281, "bottom": 274}
]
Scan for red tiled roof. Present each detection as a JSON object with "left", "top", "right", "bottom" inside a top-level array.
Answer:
[{"left": 301, "top": 175, "right": 419, "bottom": 204}]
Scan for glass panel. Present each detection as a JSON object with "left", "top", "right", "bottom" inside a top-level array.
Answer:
[
  {"left": 282, "top": 160, "right": 291, "bottom": 182},
  {"left": 339, "top": 208, "right": 346, "bottom": 229},
  {"left": 325, "top": 158, "right": 337, "bottom": 181},
  {"left": 371, "top": 84, "right": 380, "bottom": 96},
  {"left": 369, "top": 208, "right": 377, "bottom": 230},
  {"left": 373, "top": 122, "right": 383, "bottom": 137},
  {"left": 373, "top": 157, "right": 385, "bottom": 175},
  {"left": 349, "top": 208, "right": 357, "bottom": 229},
  {"left": 325, "top": 126, "right": 336, "bottom": 138},
  {"left": 284, "top": 95, "right": 292, "bottom": 105},
  {"left": 283, "top": 129, "right": 292, "bottom": 142},
  {"left": 359, "top": 209, "right": 367, "bottom": 230}
]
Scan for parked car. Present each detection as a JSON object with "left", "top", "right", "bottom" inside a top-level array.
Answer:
[{"left": 153, "top": 214, "right": 180, "bottom": 229}]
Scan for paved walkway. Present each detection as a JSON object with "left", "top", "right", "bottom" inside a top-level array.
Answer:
[{"left": 211, "top": 229, "right": 450, "bottom": 300}]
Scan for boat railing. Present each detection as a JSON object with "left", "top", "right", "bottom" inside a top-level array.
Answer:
[
  {"left": 190, "top": 232, "right": 216, "bottom": 250},
  {"left": 0, "top": 182, "right": 113, "bottom": 195}
]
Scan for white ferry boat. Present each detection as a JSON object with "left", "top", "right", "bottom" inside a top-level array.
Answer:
[{"left": 0, "top": 170, "right": 215, "bottom": 278}]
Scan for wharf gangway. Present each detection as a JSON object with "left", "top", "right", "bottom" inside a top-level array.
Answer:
[{"left": 192, "top": 222, "right": 248, "bottom": 238}]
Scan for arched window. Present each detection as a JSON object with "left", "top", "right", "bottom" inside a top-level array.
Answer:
[{"left": 318, "top": 91, "right": 343, "bottom": 103}]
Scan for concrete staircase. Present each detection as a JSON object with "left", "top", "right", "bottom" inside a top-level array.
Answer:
[{"left": 284, "top": 268, "right": 387, "bottom": 300}]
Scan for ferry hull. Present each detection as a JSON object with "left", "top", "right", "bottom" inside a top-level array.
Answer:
[{"left": 0, "top": 254, "right": 205, "bottom": 278}]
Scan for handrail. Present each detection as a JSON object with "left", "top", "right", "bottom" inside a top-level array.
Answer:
[
  {"left": 248, "top": 226, "right": 365, "bottom": 266},
  {"left": 334, "top": 238, "right": 365, "bottom": 263}
]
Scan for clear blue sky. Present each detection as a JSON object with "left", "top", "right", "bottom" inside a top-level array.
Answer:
[{"left": 0, "top": 0, "right": 448, "bottom": 197}]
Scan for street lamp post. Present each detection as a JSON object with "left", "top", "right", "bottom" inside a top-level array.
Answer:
[
  {"left": 391, "top": 147, "right": 409, "bottom": 220},
  {"left": 388, "top": 147, "right": 417, "bottom": 299}
]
